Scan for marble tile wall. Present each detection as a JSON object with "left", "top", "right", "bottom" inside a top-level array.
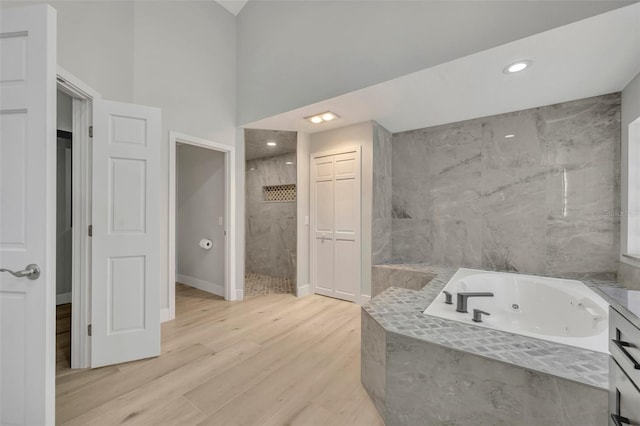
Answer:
[
  {"left": 246, "top": 153, "right": 297, "bottom": 280},
  {"left": 372, "top": 121, "right": 393, "bottom": 264},
  {"left": 391, "top": 93, "right": 621, "bottom": 275}
]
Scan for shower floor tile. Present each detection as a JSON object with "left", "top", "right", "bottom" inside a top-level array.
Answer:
[{"left": 245, "top": 272, "right": 294, "bottom": 297}]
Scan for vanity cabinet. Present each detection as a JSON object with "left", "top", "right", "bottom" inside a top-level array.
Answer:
[{"left": 609, "top": 307, "right": 640, "bottom": 425}]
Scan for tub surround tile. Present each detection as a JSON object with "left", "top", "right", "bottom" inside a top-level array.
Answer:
[
  {"left": 372, "top": 122, "right": 393, "bottom": 264},
  {"left": 371, "top": 264, "right": 436, "bottom": 297},
  {"left": 390, "top": 93, "right": 621, "bottom": 277},
  {"left": 363, "top": 263, "right": 616, "bottom": 425},
  {"left": 361, "top": 310, "right": 386, "bottom": 415},
  {"left": 617, "top": 261, "right": 640, "bottom": 291},
  {"left": 364, "top": 264, "right": 614, "bottom": 389}
]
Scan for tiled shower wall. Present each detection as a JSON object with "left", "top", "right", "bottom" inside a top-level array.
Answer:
[
  {"left": 246, "top": 153, "right": 297, "bottom": 280},
  {"left": 373, "top": 122, "right": 393, "bottom": 264},
  {"left": 390, "top": 93, "right": 621, "bottom": 275}
]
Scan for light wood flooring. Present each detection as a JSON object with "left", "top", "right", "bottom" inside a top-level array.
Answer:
[{"left": 56, "top": 284, "right": 382, "bottom": 426}]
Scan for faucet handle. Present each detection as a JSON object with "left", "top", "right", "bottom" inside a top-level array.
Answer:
[
  {"left": 472, "top": 309, "right": 491, "bottom": 323},
  {"left": 442, "top": 290, "right": 453, "bottom": 305}
]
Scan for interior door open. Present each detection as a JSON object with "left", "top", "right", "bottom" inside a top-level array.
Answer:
[
  {"left": 91, "top": 99, "right": 161, "bottom": 368},
  {"left": 1, "top": 5, "right": 57, "bottom": 425}
]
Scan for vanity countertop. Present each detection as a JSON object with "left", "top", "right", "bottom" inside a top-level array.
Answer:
[{"left": 366, "top": 263, "right": 625, "bottom": 390}]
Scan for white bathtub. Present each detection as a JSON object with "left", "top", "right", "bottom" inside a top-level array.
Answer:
[{"left": 423, "top": 268, "right": 609, "bottom": 353}]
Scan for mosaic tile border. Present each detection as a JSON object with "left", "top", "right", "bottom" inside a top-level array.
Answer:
[{"left": 364, "top": 264, "right": 623, "bottom": 389}]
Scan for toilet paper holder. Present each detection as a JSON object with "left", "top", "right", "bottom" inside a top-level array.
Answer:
[{"left": 199, "top": 239, "right": 213, "bottom": 250}]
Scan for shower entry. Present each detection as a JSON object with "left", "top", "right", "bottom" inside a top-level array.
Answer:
[{"left": 245, "top": 129, "right": 298, "bottom": 297}]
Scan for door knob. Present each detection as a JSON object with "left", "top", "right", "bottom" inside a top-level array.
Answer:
[{"left": 0, "top": 264, "right": 40, "bottom": 280}]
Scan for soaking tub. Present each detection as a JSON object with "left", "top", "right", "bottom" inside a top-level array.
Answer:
[{"left": 423, "top": 268, "right": 609, "bottom": 353}]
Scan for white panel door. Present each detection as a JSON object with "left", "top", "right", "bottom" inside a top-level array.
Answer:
[
  {"left": 311, "top": 149, "right": 360, "bottom": 302},
  {"left": 0, "top": 5, "right": 56, "bottom": 425},
  {"left": 91, "top": 99, "right": 161, "bottom": 368}
]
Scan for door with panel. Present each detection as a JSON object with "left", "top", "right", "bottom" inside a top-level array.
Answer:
[
  {"left": 0, "top": 5, "right": 57, "bottom": 425},
  {"left": 311, "top": 149, "right": 361, "bottom": 303},
  {"left": 90, "top": 99, "right": 162, "bottom": 368}
]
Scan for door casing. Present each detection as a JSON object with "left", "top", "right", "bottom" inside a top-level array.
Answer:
[{"left": 168, "top": 131, "right": 238, "bottom": 322}]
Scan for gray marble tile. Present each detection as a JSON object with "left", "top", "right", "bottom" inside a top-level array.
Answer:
[
  {"left": 372, "top": 218, "right": 392, "bottom": 265},
  {"left": 391, "top": 218, "right": 433, "bottom": 262},
  {"left": 361, "top": 310, "right": 386, "bottom": 417},
  {"left": 245, "top": 153, "right": 297, "bottom": 280},
  {"left": 482, "top": 109, "right": 544, "bottom": 169},
  {"left": 371, "top": 265, "right": 436, "bottom": 297},
  {"left": 617, "top": 261, "right": 640, "bottom": 291},
  {"left": 481, "top": 167, "right": 547, "bottom": 273},
  {"left": 540, "top": 93, "right": 621, "bottom": 167},
  {"left": 390, "top": 93, "right": 621, "bottom": 276}
]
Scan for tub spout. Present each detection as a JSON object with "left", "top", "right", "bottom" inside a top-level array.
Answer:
[{"left": 456, "top": 292, "right": 494, "bottom": 313}]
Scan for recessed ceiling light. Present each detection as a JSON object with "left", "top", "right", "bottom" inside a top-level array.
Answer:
[
  {"left": 305, "top": 111, "right": 340, "bottom": 124},
  {"left": 249, "top": 167, "right": 256, "bottom": 171},
  {"left": 505, "top": 134, "right": 515, "bottom": 138},
  {"left": 267, "top": 141, "right": 277, "bottom": 146},
  {"left": 285, "top": 161, "right": 294, "bottom": 165},
  {"left": 503, "top": 60, "right": 532, "bottom": 74}
]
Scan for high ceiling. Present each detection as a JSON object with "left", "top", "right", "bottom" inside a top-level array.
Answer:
[
  {"left": 244, "top": 3, "right": 640, "bottom": 134},
  {"left": 244, "top": 129, "right": 297, "bottom": 161},
  {"left": 216, "top": 0, "right": 249, "bottom": 16}
]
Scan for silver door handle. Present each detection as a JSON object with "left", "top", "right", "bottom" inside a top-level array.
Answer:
[{"left": 0, "top": 264, "right": 40, "bottom": 280}]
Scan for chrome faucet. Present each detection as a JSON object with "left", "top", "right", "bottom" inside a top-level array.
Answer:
[{"left": 456, "top": 292, "right": 494, "bottom": 313}]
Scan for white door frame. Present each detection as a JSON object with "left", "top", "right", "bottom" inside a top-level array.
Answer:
[
  {"left": 310, "top": 145, "right": 362, "bottom": 302},
  {"left": 56, "top": 66, "right": 101, "bottom": 368},
  {"left": 168, "top": 131, "right": 237, "bottom": 321}
]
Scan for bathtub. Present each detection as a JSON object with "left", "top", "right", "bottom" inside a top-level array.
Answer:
[{"left": 423, "top": 268, "right": 609, "bottom": 353}]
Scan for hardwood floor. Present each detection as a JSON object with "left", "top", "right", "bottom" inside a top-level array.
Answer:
[{"left": 56, "top": 284, "right": 382, "bottom": 426}]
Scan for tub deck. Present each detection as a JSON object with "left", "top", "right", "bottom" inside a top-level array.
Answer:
[{"left": 363, "top": 263, "right": 621, "bottom": 425}]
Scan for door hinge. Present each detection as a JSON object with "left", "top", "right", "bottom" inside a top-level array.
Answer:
[
  {"left": 88, "top": 225, "right": 93, "bottom": 237},
  {"left": 87, "top": 324, "right": 92, "bottom": 336},
  {"left": 89, "top": 126, "right": 93, "bottom": 138}
]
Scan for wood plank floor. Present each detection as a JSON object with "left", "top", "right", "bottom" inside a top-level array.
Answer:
[{"left": 56, "top": 284, "right": 382, "bottom": 426}]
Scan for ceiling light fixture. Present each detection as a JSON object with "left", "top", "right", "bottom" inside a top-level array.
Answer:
[
  {"left": 305, "top": 111, "right": 340, "bottom": 124},
  {"left": 267, "top": 141, "right": 277, "bottom": 146},
  {"left": 285, "top": 161, "right": 294, "bottom": 165},
  {"left": 503, "top": 60, "right": 532, "bottom": 74},
  {"left": 505, "top": 134, "right": 515, "bottom": 138}
]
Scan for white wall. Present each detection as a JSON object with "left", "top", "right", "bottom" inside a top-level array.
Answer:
[
  {"left": 296, "top": 132, "right": 310, "bottom": 297},
  {"left": 3, "top": 1, "right": 135, "bottom": 102},
  {"left": 309, "top": 121, "right": 374, "bottom": 299},
  {"left": 131, "top": 1, "right": 238, "bottom": 310},
  {"left": 236, "top": 1, "right": 632, "bottom": 125},
  {"left": 177, "top": 145, "right": 226, "bottom": 295},
  {"left": 620, "top": 72, "right": 640, "bottom": 269}
]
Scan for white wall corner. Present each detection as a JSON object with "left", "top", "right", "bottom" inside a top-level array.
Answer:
[
  {"left": 235, "top": 289, "right": 244, "bottom": 301},
  {"left": 160, "top": 308, "right": 171, "bottom": 323},
  {"left": 296, "top": 284, "right": 311, "bottom": 298}
]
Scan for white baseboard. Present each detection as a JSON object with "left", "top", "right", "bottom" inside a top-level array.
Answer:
[
  {"left": 56, "top": 292, "right": 72, "bottom": 305},
  {"left": 296, "top": 284, "right": 310, "bottom": 298},
  {"left": 177, "top": 274, "right": 224, "bottom": 297},
  {"left": 160, "top": 307, "right": 171, "bottom": 323}
]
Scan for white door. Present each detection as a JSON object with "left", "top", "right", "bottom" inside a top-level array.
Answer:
[
  {"left": 0, "top": 5, "right": 57, "bottom": 425},
  {"left": 311, "top": 149, "right": 361, "bottom": 302},
  {"left": 91, "top": 99, "right": 161, "bottom": 368}
]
